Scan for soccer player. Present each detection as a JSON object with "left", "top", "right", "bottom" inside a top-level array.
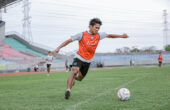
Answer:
[
  {"left": 52, "top": 18, "right": 128, "bottom": 99},
  {"left": 45, "top": 51, "right": 53, "bottom": 76},
  {"left": 34, "top": 64, "right": 39, "bottom": 72},
  {"left": 158, "top": 52, "right": 163, "bottom": 67}
]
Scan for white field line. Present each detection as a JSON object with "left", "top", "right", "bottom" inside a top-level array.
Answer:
[{"left": 65, "top": 75, "right": 148, "bottom": 110}]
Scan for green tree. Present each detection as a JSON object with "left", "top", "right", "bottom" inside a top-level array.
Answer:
[
  {"left": 142, "top": 46, "right": 156, "bottom": 52},
  {"left": 131, "top": 46, "right": 140, "bottom": 53},
  {"left": 165, "top": 45, "right": 170, "bottom": 51}
]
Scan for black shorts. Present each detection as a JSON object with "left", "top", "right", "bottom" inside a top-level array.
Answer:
[
  {"left": 47, "top": 64, "right": 51, "bottom": 68},
  {"left": 159, "top": 61, "right": 162, "bottom": 64},
  {"left": 34, "top": 67, "right": 38, "bottom": 72},
  {"left": 72, "top": 58, "right": 91, "bottom": 77}
]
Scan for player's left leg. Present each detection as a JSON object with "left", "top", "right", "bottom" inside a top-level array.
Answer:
[
  {"left": 70, "top": 62, "right": 90, "bottom": 91},
  {"left": 73, "top": 62, "right": 90, "bottom": 86},
  {"left": 70, "top": 71, "right": 83, "bottom": 89},
  {"left": 75, "top": 71, "right": 84, "bottom": 81}
]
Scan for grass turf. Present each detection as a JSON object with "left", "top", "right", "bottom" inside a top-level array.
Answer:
[{"left": 0, "top": 65, "right": 170, "bottom": 110}]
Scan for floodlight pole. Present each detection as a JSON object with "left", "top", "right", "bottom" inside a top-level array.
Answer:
[
  {"left": 22, "top": 0, "right": 33, "bottom": 43},
  {"left": 163, "top": 10, "right": 169, "bottom": 47},
  {"left": 0, "top": 9, "right": 2, "bottom": 20}
]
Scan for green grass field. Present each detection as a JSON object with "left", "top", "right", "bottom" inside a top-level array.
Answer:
[{"left": 0, "top": 66, "right": 170, "bottom": 110}]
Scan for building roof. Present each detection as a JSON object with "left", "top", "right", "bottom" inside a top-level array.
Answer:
[{"left": 0, "top": 0, "right": 22, "bottom": 9}]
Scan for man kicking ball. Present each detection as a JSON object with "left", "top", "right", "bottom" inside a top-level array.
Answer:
[{"left": 52, "top": 18, "right": 128, "bottom": 99}]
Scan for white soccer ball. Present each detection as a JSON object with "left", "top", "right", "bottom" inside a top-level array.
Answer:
[{"left": 117, "top": 88, "right": 130, "bottom": 101}]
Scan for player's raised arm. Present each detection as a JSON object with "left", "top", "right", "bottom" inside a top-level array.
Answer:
[
  {"left": 52, "top": 38, "right": 73, "bottom": 54},
  {"left": 106, "top": 33, "right": 128, "bottom": 38}
]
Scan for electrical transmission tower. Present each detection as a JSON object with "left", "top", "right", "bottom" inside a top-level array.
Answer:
[
  {"left": 0, "top": 9, "right": 2, "bottom": 20},
  {"left": 163, "top": 10, "right": 169, "bottom": 47},
  {"left": 22, "top": 0, "right": 33, "bottom": 43}
]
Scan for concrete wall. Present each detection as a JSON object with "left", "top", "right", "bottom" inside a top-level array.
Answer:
[
  {"left": 1, "top": 58, "right": 170, "bottom": 73},
  {"left": 0, "top": 62, "right": 65, "bottom": 73},
  {"left": 0, "top": 21, "right": 5, "bottom": 41},
  {"left": 104, "top": 59, "right": 170, "bottom": 67}
]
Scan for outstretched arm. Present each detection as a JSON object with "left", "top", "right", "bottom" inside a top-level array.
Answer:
[
  {"left": 52, "top": 38, "right": 73, "bottom": 54},
  {"left": 106, "top": 33, "right": 128, "bottom": 38}
]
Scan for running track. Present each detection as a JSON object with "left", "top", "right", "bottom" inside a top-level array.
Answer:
[
  {"left": 0, "top": 70, "right": 65, "bottom": 76},
  {"left": 0, "top": 67, "right": 110, "bottom": 77}
]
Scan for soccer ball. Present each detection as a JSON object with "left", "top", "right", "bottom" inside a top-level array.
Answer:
[{"left": 117, "top": 88, "right": 130, "bottom": 101}]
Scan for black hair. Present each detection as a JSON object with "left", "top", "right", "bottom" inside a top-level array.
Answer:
[
  {"left": 89, "top": 18, "right": 102, "bottom": 26},
  {"left": 48, "top": 51, "right": 51, "bottom": 53}
]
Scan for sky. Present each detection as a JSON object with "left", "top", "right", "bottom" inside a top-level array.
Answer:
[{"left": 1, "top": 0, "right": 170, "bottom": 53}]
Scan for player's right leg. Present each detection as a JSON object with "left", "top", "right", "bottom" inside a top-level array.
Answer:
[
  {"left": 158, "top": 61, "right": 162, "bottom": 67},
  {"left": 47, "top": 64, "right": 51, "bottom": 76},
  {"left": 65, "top": 66, "right": 79, "bottom": 99},
  {"left": 65, "top": 65, "right": 69, "bottom": 72},
  {"left": 159, "top": 61, "right": 162, "bottom": 67}
]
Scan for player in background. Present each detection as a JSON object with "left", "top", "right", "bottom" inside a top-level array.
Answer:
[
  {"left": 34, "top": 64, "right": 39, "bottom": 72},
  {"left": 52, "top": 18, "right": 128, "bottom": 99},
  {"left": 65, "top": 57, "right": 69, "bottom": 72},
  {"left": 158, "top": 52, "right": 163, "bottom": 67},
  {"left": 45, "top": 51, "right": 53, "bottom": 76}
]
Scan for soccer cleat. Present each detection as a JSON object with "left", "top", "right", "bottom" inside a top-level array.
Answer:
[{"left": 65, "top": 90, "right": 71, "bottom": 99}]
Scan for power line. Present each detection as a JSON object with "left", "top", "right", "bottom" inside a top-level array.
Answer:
[{"left": 32, "top": 1, "right": 167, "bottom": 14}]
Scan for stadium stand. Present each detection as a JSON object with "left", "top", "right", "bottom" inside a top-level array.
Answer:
[
  {"left": 2, "top": 32, "right": 51, "bottom": 57},
  {"left": 0, "top": 0, "right": 22, "bottom": 9},
  {"left": 2, "top": 37, "right": 46, "bottom": 57},
  {"left": 0, "top": 41, "right": 35, "bottom": 62}
]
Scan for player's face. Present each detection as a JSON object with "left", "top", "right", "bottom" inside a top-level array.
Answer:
[{"left": 90, "top": 24, "right": 100, "bottom": 34}]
